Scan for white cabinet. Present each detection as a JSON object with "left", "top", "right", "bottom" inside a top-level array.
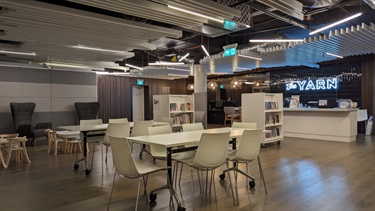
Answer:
[
  {"left": 242, "top": 93, "right": 283, "bottom": 144},
  {"left": 153, "top": 95, "right": 194, "bottom": 126}
]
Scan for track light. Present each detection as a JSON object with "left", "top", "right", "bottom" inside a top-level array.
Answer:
[
  {"left": 249, "top": 39, "right": 304, "bottom": 43},
  {"left": 72, "top": 45, "right": 127, "bottom": 54},
  {"left": 309, "top": 12, "right": 362, "bottom": 35},
  {"left": 326, "top": 52, "right": 343, "bottom": 58},
  {"left": 167, "top": 5, "right": 224, "bottom": 23},
  {"left": 125, "top": 63, "right": 143, "bottom": 70},
  {"left": 201, "top": 45, "right": 210, "bottom": 57},
  {"left": 42, "top": 62, "right": 88, "bottom": 69},
  {"left": 238, "top": 54, "right": 263, "bottom": 61},
  {"left": 0, "top": 50, "right": 36, "bottom": 56},
  {"left": 179, "top": 53, "right": 190, "bottom": 62},
  {"left": 148, "top": 61, "right": 185, "bottom": 66}
]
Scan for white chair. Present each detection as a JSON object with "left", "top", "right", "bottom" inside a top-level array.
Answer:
[
  {"left": 108, "top": 118, "right": 128, "bottom": 123},
  {"left": 131, "top": 121, "right": 153, "bottom": 159},
  {"left": 80, "top": 119, "right": 104, "bottom": 170},
  {"left": 148, "top": 125, "right": 172, "bottom": 159},
  {"left": 182, "top": 122, "right": 204, "bottom": 132},
  {"left": 220, "top": 129, "right": 268, "bottom": 206},
  {"left": 173, "top": 132, "right": 235, "bottom": 207},
  {"left": 160, "top": 117, "right": 173, "bottom": 127},
  {"left": 102, "top": 123, "right": 131, "bottom": 176},
  {"left": 224, "top": 107, "right": 240, "bottom": 126},
  {"left": 107, "top": 135, "right": 173, "bottom": 211},
  {"left": 0, "top": 134, "right": 20, "bottom": 168},
  {"left": 231, "top": 122, "right": 257, "bottom": 149},
  {"left": 357, "top": 109, "right": 368, "bottom": 125},
  {"left": 0, "top": 135, "right": 31, "bottom": 168},
  {"left": 46, "top": 130, "right": 66, "bottom": 156}
]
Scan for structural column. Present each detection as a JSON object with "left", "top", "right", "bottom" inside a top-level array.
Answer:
[{"left": 192, "top": 64, "right": 207, "bottom": 128}]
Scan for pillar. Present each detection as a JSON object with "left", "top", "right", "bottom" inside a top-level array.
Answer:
[{"left": 192, "top": 64, "right": 207, "bottom": 128}]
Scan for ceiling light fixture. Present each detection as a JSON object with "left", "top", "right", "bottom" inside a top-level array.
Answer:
[
  {"left": 249, "top": 39, "right": 304, "bottom": 43},
  {"left": 148, "top": 61, "right": 185, "bottom": 66},
  {"left": 0, "top": 50, "right": 36, "bottom": 56},
  {"left": 201, "top": 45, "right": 210, "bottom": 57},
  {"left": 187, "top": 84, "right": 194, "bottom": 90},
  {"left": 167, "top": 5, "right": 224, "bottom": 23},
  {"left": 167, "top": 73, "right": 189, "bottom": 78},
  {"left": 42, "top": 62, "right": 88, "bottom": 69},
  {"left": 207, "top": 81, "right": 218, "bottom": 90},
  {"left": 230, "top": 78, "right": 242, "bottom": 89},
  {"left": 326, "top": 52, "right": 343, "bottom": 58},
  {"left": 309, "top": 12, "right": 363, "bottom": 35},
  {"left": 238, "top": 54, "right": 263, "bottom": 61},
  {"left": 73, "top": 45, "right": 127, "bottom": 54},
  {"left": 178, "top": 53, "right": 190, "bottom": 62},
  {"left": 125, "top": 63, "right": 143, "bottom": 70}
]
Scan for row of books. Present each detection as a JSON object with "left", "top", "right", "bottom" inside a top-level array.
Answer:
[
  {"left": 265, "top": 101, "right": 279, "bottom": 110},
  {"left": 170, "top": 103, "right": 193, "bottom": 111},
  {"left": 173, "top": 114, "right": 191, "bottom": 125},
  {"left": 265, "top": 114, "right": 280, "bottom": 125},
  {"left": 265, "top": 128, "right": 280, "bottom": 139}
]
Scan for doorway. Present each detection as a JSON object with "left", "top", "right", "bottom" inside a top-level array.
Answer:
[{"left": 131, "top": 86, "right": 150, "bottom": 121}]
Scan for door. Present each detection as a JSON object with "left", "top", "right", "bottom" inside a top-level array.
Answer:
[{"left": 132, "top": 86, "right": 144, "bottom": 121}]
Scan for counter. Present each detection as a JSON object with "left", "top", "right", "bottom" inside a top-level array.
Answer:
[{"left": 283, "top": 108, "right": 357, "bottom": 142}]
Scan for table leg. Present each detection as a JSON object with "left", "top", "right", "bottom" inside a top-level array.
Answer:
[
  {"left": 74, "top": 131, "right": 90, "bottom": 175},
  {"left": 166, "top": 147, "right": 172, "bottom": 181}
]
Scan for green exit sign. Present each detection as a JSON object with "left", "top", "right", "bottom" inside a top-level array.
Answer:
[
  {"left": 224, "top": 47, "right": 236, "bottom": 57},
  {"left": 220, "top": 85, "right": 225, "bottom": 89},
  {"left": 136, "top": 79, "right": 144, "bottom": 85}
]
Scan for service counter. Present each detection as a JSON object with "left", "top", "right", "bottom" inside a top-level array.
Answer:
[{"left": 283, "top": 108, "right": 357, "bottom": 142}]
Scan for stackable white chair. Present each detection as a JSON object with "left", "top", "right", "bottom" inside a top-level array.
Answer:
[
  {"left": 46, "top": 130, "right": 66, "bottom": 155},
  {"left": 182, "top": 122, "right": 204, "bottom": 132},
  {"left": 224, "top": 107, "right": 240, "bottom": 126},
  {"left": 160, "top": 117, "right": 173, "bottom": 127},
  {"left": 108, "top": 118, "right": 128, "bottom": 123},
  {"left": 107, "top": 135, "right": 172, "bottom": 211},
  {"left": 131, "top": 121, "right": 153, "bottom": 159},
  {"left": 147, "top": 125, "right": 172, "bottom": 159},
  {"left": 102, "top": 123, "right": 130, "bottom": 176},
  {"left": 220, "top": 129, "right": 268, "bottom": 206},
  {"left": 173, "top": 132, "right": 235, "bottom": 207}
]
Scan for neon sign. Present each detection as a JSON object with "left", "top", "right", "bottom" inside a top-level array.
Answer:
[{"left": 286, "top": 78, "right": 338, "bottom": 91}]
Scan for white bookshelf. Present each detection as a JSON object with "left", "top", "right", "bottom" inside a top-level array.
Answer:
[
  {"left": 242, "top": 93, "right": 283, "bottom": 145},
  {"left": 153, "top": 95, "right": 195, "bottom": 126}
]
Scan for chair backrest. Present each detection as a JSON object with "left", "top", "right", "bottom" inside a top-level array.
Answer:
[
  {"left": 182, "top": 122, "right": 204, "bottom": 132},
  {"left": 357, "top": 109, "right": 368, "bottom": 122},
  {"left": 224, "top": 106, "right": 235, "bottom": 115},
  {"left": 108, "top": 135, "right": 139, "bottom": 178},
  {"left": 160, "top": 117, "right": 173, "bottom": 127},
  {"left": 109, "top": 118, "right": 129, "bottom": 123},
  {"left": 234, "top": 129, "right": 263, "bottom": 161},
  {"left": 0, "top": 133, "right": 19, "bottom": 139},
  {"left": 104, "top": 123, "right": 131, "bottom": 145},
  {"left": 232, "top": 122, "right": 257, "bottom": 129},
  {"left": 80, "top": 119, "right": 103, "bottom": 125},
  {"left": 131, "top": 121, "right": 153, "bottom": 137},
  {"left": 192, "top": 132, "right": 230, "bottom": 168},
  {"left": 10, "top": 102, "right": 35, "bottom": 137},
  {"left": 148, "top": 125, "right": 172, "bottom": 156},
  {"left": 74, "top": 102, "right": 100, "bottom": 121}
]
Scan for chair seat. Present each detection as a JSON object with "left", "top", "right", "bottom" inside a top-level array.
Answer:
[
  {"left": 227, "top": 114, "right": 240, "bottom": 118},
  {"left": 227, "top": 150, "right": 255, "bottom": 162},
  {"left": 134, "top": 159, "right": 168, "bottom": 175}
]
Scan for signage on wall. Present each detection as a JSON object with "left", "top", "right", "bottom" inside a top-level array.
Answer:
[
  {"left": 223, "top": 43, "right": 238, "bottom": 57},
  {"left": 136, "top": 79, "right": 144, "bottom": 85},
  {"left": 286, "top": 77, "right": 338, "bottom": 91}
]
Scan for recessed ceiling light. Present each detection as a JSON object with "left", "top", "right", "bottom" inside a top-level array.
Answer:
[
  {"left": 125, "top": 63, "right": 143, "bottom": 70},
  {"left": 309, "top": 12, "right": 363, "bottom": 35},
  {"left": 249, "top": 39, "right": 304, "bottom": 43},
  {"left": 238, "top": 54, "right": 263, "bottom": 61},
  {"left": 72, "top": 45, "right": 127, "bottom": 54},
  {"left": 0, "top": 50, "right": 36, "bottom": 56},
  {"left": 326, "top": 52, "right": 343, "bottom": 58},
  {"left": 148, "top": 61, "right": 185, "bottom": 66}
]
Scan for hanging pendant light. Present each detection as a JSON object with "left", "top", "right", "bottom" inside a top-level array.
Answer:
[
  {"left": 187, "top": 84, "right": 194, "bottom": 90},
  {"left": 207, "top": 81, "right": 218, "bottom": 90},
  {"left": 230, "top": 78, "right": 241, "bottom": 89}
]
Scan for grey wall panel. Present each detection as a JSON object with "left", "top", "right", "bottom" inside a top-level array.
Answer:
[
  {"left": 52, "top": 71, "right": 97, "bottom": 85},
  {"left": 52, "top": 111, "right": 79, "bottom": 127},
  {"left": 52, "top": 97, "right": 97, "bottom": 112},
  {"left": 0, "top": 97, "right": 52, "bottom": 113},
  {"left": 0, "top": 67, "right": 51, "bottom": 83},
  {"left": 0, "top": 113, "right": 15, "bottom": 133},
  {"left": 52, "top": 84, "right": 97, "bottom": 98},
  {"left": 0, "top": 82, "right": 52, "bottom": 97}
]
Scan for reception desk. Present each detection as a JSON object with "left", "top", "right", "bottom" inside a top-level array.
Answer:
[{"left": 283, "top": 108, "right": 357, "bottom": 142}]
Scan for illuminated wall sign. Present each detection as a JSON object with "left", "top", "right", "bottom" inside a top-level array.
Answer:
[
  {"left": 286, "top": 78, "right": 338, "bottom": 91},
  {"left": 223, "top": 47, "right": 237, "bottom": 57},
  {"left": 136, "top": 79, "right": 144, "bottom": 85},
  {"left": 219, "top": 85, "right": 225, "bottom": 89}
]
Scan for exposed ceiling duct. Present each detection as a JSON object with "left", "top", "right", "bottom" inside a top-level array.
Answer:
[{"left": 297, "top": 0, "right": 342, "bottom": 8}]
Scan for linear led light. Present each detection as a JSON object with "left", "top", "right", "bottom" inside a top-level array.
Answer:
[
  {"left": 238, "top": 54, "right": 263, "bottom": 61},
  {"left": 249, "top": 39, "right": 304, "bottom": 43},
  {"left": 178, "top": 53, "right": 190, "bottom": 62},
  {"left": 326, "top": 52, "right": 343, "bottom": 58},
  {"left": 168, "top": 74, "right": 188, "bottom": 78},
  {"left": 73, "top": 45, "right": 127, "bottom": 54},
  {"left": 0, "top": 50, "right": 36, "bottom": 56},
  {"left": 201, "top": 45, "right": 210, "bottom": 57},
  {"left": 148, "top": 61, "right": 185, "bottom": 66},
  {"left": 309, "top": 12, "right": 363, "bottom": 35},
  {"left": 43, "top": 62, "right": 88, "bottom": 69},
  {"left": 125, "top": 63, "right": 143, "bottom": 70},
  {"left": 167, "top": 5, "right": 224, "bottom": 23},
  {"left": 166, "top": 67, "right": 191, "bottom": 72}
]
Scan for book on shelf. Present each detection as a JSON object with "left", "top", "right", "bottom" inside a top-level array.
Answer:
[
  {"left": 265, "top": 114, "right": 280, "bottom": 125},
  {"left": 170, "top": 103, "right": 178, "bottom": 111},
  {"left": 180, "top": 103, "right": 186, "bottom": 111},
  {"left": 172, "top": 113, "right": 191, "bottom": 125},
  {"left": 265, "top": 128, "right": 280, "bottom": 139},
  {"left": 265, "top": 101, "right": 279, "bottom": 110},
  {"left": 186, "top": 102, "right": 192, "bottom": 111}
]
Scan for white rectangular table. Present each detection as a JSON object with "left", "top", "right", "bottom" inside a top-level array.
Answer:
[{"left": 58, "top": 121, "right": 169, "bottom": 175}]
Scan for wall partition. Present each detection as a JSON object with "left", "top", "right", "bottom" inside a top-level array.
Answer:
[{"left": 0, "top": 66, "right": 97, "bottom": 133}]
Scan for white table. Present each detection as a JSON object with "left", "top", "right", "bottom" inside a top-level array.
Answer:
[{"left": 58, "top": 121, "right": 169, "bottom": 175}]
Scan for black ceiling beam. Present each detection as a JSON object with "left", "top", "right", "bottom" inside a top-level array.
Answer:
[{"left": 230, "top": 0, "right": 252, "bottom": 7}]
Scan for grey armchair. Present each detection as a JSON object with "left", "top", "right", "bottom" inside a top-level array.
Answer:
[{"left": 74, "top": 102, "right": 100, "bottom": 121}]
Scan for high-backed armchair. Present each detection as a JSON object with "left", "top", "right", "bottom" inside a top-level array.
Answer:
[{"left": 74, "top": 102, "right": 100, "bottom": 121}]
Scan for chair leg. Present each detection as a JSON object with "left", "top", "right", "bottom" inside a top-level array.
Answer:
[
  {"left": 107, "top": 171, "right": 117, "bottom": 211},
  {"left": 6, "top": 144, "right": 12, "bottom": 167},
  {"left": 0, "top": 147, "right": 7, "bottom": 168},
  {"left": 234, "top": 165, "right": 240, "bottom": 206},
  {"left": 102, "top": 144, "right": 104, "bottom": 177},
  {"left": 105, "top": 145, "right": 109, "bottom": 163},
  {"left": 191, "top": 168, "right": 195, "bottom": 209},
  {"left": 135, "top": 177, "right": 142, "bottom": 211},
  {"left": 246, "top": 163, "right": 249, "bottom": 188},
  {"left": 21, "top": 141, "right": 31, "bottom": 164},
  {"left": 257, "top": 156, "right": 268, "bottom": 194},
  {"left": 90, "top": 143, "right": 96, "bottom": 171},
  {"left": 226, "top": 161, "right": 236, "bottom": 206}
]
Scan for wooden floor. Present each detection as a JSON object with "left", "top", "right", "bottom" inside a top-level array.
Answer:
[{"left": 1, "top": 132, "right": 374, "bottom": 211}]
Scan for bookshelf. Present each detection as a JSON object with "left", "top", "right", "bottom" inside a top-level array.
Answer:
[
  {"left": 153, "top": 95, "right": 194, "bottom": 126},
  {"left": 242, "top": 93, "right": 283, "bottom": 145}
]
